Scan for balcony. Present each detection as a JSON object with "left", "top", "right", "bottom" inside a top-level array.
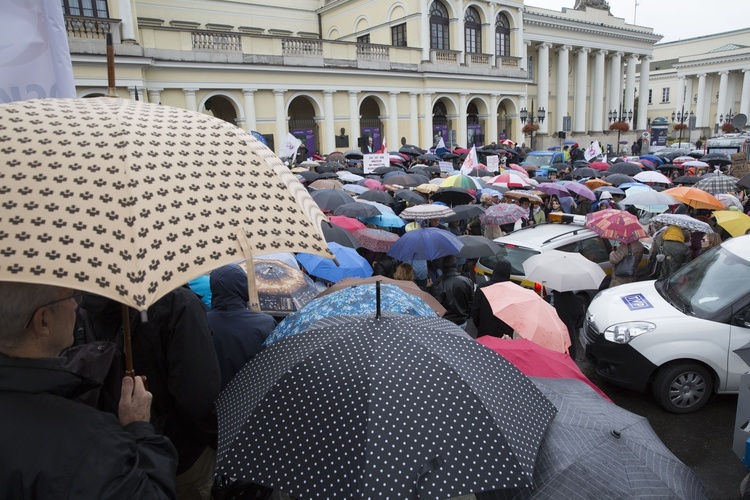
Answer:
[
  {"left": 192, "top": 31, "right": 241, "bottom": 51},
  {"left": 65, "top": 16, "right": 120, "bottom": 43}
]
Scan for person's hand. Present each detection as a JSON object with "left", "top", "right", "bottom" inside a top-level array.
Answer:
[{"left": 119, "top": 376, "right": 152, "bottom": 426}]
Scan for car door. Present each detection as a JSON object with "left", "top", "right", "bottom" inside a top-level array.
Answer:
[{"left": 726, "top": 304, "right": 750, "bottom": 392}]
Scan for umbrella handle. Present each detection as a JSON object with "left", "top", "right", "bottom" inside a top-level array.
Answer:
[
  {"left": 122, "top": 303, "right": 134, "bottom": 378},
  {"left": 415, "top": 455, "right": 444, "bottom": 498},
  {"left": 376, "top": 280, "right": 381, "bottom": 318}
]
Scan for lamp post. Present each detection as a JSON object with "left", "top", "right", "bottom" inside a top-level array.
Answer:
[
  {"left": 719, "top": 109, "right": 735, "bottom": 133},
  {"left": 608, "top": 105, "right": 633, "bottom": 155},
  {"left": 671, "top": 105, "right": 694, "bottom": 145},
  {"left": 519, "top": 99, "right": 546, "bottom": 151}
]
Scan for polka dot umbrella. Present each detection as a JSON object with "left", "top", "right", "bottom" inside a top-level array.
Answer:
[{"left": 217, "top": 313, "right": 557, "bottom": 499}]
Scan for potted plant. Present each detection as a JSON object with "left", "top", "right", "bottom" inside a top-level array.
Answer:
[
  {"left": 608, "top": 121, "right": 630, "bottom": 132},
  {"left": 673, "top": 123, "right": 688, "bottom": 131},
  {"left": 721, "top": 122, "right": 735, "bottom": 133},
  {"left": 521, "top": 123, "right": 539, "bottom": 135}
]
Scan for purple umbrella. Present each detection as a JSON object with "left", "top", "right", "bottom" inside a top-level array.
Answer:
[
  {"left": 562, "top": 182, "right": 596, "bottom": 201},
  {"left": 536, "top": 183, "right": 571, "bottom": 199}
]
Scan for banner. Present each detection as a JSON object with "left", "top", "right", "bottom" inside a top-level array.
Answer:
[
  {"left": 486, "top": 155, "right": 500, "bottom": 173},
  {"left": 584, "top": 141, "right": 601, "bottom": 162},
  {"left": 0, "top": 0, "right": 76, "bottom": 103},
  {"left": 731, "top": 153, "right": 748, "bottom": 179},
  {"left": 438, "top": 161, "right": 454, "bottom": 174},
  {"left": 279, "top": 133, "right": 302, "bottom": 158},
  {"left": 363, "top": 153, "right": 388, "bottom": 174}
]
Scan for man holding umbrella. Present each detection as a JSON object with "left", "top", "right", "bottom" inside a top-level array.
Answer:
[
  {"left": 0, "top": 282, "right": 178, "bottom": 499},
  {"left": 429, "top": 255, "right": 474, "bottom": 328}
]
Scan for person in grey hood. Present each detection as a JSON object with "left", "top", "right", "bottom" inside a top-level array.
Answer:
[
  {"left": 470, "top": 258, "right": 514, "bottom": 338},
  {"left": 207, "top": 264, "right": 277, "bottom": 391}
]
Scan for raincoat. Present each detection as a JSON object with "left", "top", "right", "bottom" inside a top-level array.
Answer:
[
  {"left": 470, "top": 260, "right": 514, "bottom": 338},
  {"left": 658, "top": 225, "right": 691, "bottom": 279}
]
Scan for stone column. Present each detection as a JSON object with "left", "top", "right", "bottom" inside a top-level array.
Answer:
[
  {"left": 489, "top": 93, "right": 499, "bottom": 144},
  {"left": 117, "top": 0, "right": 137, "bottom": 42},
  {"left": 422, "top": 92, "right": 433, "bottom": 148},
  {"left": 624, "top": 54, "right": 638, "bottom": 123},
  {"left": 323, "top": 90, "right": 336, "bottom": 153},
  {"left": 716, "top": 71, "right": 729, "bottom": 126},
  {"left": 488, "top": 3, "right": 497, "bottom": 67},
  {"left": 409, "top": 92, "right": 419, "bottom": 146},
  {"left": 420, "top": 0, "right": 430, "bottom": 61},
  {"left": 591, "top": 49, "right": 606, "bottom": 132},
  {"left": 675, "top": 76, "right": 686, "bottom": 117},
  {"left": 516, "top": 10, "right": 526, "bottom": 71},
  {"left": 348, "top": 91, "right": 360, "bottom": 150},
  {"left": 574, "top": 48, "right": 590, "bottom": 133},
  {"left": 637, "top": 56, "right": 650, "bottom": 130},
  {"left": 148, "top": 88, "right": 162, "bottom": 105},
  {"left": 242, "top": 89, "right": 257, "bottom": 131},
  {"left": 695, "top": 73, "right": 707, "bottom": 128},
  {"left": 456, "top": 0, "right": 465, "bottom": 65},
  {"left": 183, "top": 89, "right": 198, "bottom": 113},
  {"left": 458, "top": 93, "right": 468, "bottom": 147},
  {"left": 741, "top": 69, "right": 750, "bottom": 119},
  {"left": 555, "top": 45, "right": 571, "bottom": 133},
  {"left": 388, "top": 92, "right": 399, "bottom": 151},
  {"left": 273, "top": 90, "right": 287, "bottom": 154},
  {"left": 607, "top": 52, "right": 623, "bottom": 120},
  {"left": 522, "top": 41, "right": 531, "bottom": 72},
  {"left": 537, "top": 42, "right": 551, "bottom": 135}
]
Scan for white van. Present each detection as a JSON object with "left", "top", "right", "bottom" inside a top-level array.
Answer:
[{"left": 582, "top": 235, "right": 750, "bottom": 413}]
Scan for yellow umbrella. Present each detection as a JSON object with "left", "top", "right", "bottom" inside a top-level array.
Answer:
[{"left": 713, "top": 210, "right": 750, "bottom": 237}]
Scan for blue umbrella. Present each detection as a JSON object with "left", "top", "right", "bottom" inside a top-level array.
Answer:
[
  {"left": 387, "top": 227, "right": 464, "bottom": 262},
  {"left": 265, "top": 284, "right": 437, "bottom": 345},
  {"left": 296, "top": 242, "right": 372, "bottom": 283},
  {"left": 250, "top": 130, "right": 268, "bottom": 146},
  {"left": 639, "top": 154, "right": 664, "bottom": 166},
  {"left": 558, "top": 195, "right": 577, "bottom": 213},
  {"left": 361, "top": 213, "right": 406, "bottom": 228}
]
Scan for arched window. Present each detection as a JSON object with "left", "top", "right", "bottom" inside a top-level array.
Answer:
[
  {"left": 464, "top": 7, "right": 481, "bottom": 54},
  {"left": 430, "top": 1, "right": 450, "bottom": 50},
  {"left": 495, "top": 12, "right": 510, "bottom": 57}
]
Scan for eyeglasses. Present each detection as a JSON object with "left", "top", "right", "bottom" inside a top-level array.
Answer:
[{"left": 23, "top": 292, "right": 83, "bottom": 330}]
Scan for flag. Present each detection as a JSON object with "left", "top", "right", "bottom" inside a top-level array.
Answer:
[
  {"left": 0, "top": 0, "right": 76, "bottom": 103},
  {"left": 279, "top": 133, "right": 302, "bottom": 158},
  {"left": 377, "top": 137, "right": 386, "bottom": 154},
  {"left": 459, "top": 146, "right": 478, "bottom": 175},
  {"left": 584, "top": 141, "right": 601, "bottom": 162},
  {"left": 435, "top": 137, "right": 446, "bottom": 150}
]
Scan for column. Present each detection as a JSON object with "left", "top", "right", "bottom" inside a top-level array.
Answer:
[
  {"left": 555, "top": 45, "right": 571, "bottom": 133},
  {"left": 348, "top": 91, "right": 360, "bottom": 150},
  {"left": 489, "top": 93, "right": 499, "bottom": 144},
  {"left": 273, "top": 90, "right": 287, "bottom": 154},
  {"left": 522, "top": 41, "right": 531, "bottom": 72},
  {"left": 741, "top": 69, "right": 750, "bottom": 119},
  {"left": 117, "top": 0, "right": 137, "bottom": 42},
  {"left": 242, "top": 89, "right": 257, "bottom": 132},
  {"left": 488, "top": 3, "right": 497, "bottom": 67},
  {"left": 624, "top": 54, "right": 638, "bottom": 123},
  {"left": 323, "top": 90, "right": 336, "bottom": 153},
  {"left": 716, "top": 71, "right": 729, "bottom": 126},
  {"left": 675, "top": 76, "right": 686, "bottom": 116},
  {"left": 458, "top": 93, "right": 468, "bottom": 148},
  {"left": 574, "top": 48, "right": 590, "bottom": 133},
  {"left": 517, "top": 11, "right": 526, "bottom": 71},
  {"left": 591, "top": 50, "right": 605, "bottom": 132},
  {"left": 637, "top": 56, "right": 650, "bottom": 130},
  {"left": 147, "top": 88, "right": 162, "bottom": 105},
  {"left": 537, "top": 43, "right": 551, "bottom": 135},
  {"left": 517, "top": 94, "right": 526, "bottom": 142},
  {"left": 422, "top": 92, "right": 433, "bottom": 148},
  {"left": 607, "top": 52, "right": 623, "bottom": 119},
  {"left": 420, "top": 0, "right": 430, "bottom": 61},
  {"left": 183, "top": 89, "right": 198, "bottom": 112},
  {"left": 409, "top": 92, "right": 419, "bottom": 146},
  {"left": 695, "top": 73, "right": 707, "bottom": 128},
  {"left": 388, "top": 92, "right": 399, "bottom": 151},
  {"left": 456, "top": 0, "right": 465, "bottom": 64}
]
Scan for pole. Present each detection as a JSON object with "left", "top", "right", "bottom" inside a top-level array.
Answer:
[{"left": 106, "top": 33, "right": 117, "bottom": 97}]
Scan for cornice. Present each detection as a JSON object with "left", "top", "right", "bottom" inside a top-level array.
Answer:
[
  {"left": 674, "top": 53, "right": 750, "bottom": 70},
  {"left": 522, "top": 10, "right": 662, "bottom": 44}
]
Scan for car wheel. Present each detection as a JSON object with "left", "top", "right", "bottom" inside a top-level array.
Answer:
[{"left": 652, "top": 362, "right": 713, "bottom": 414}]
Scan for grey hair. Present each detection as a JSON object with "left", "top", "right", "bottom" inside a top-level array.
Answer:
[{"left": 0, "top": 282, "right": 60, "bottom": 349}]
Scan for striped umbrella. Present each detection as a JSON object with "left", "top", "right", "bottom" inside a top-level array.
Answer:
[
  {"left": 399, "top": 204, "right": 456, "bottom": 220},
  {"left": 694, "top": 173, "right": 739, "bottom": 194},
  {"left": 584, "top": 209, "right": 647, "bottom": 244}
]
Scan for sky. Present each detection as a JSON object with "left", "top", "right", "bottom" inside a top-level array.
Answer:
[{"left": 524, "top": 0, "right": 747, "bottom": 43}]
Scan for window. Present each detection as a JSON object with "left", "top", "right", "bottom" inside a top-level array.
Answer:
[
  {"left": 528, "top": 55, "right": 534, "bottom": 80},
  {"left": 357, "top": 34, "right": 370, "bottom": 45},
  {"left": 61, "top": 0, "right": 109, "bottom": 18},
  {"left": 648, "top": 89, "right": 653, "bottom": 105},
  {"left": 391, "top": 23, "right": 407, "bottom": 47},
  {"left": 464, "top": 7, "right": 481, "bottom": 54},
  {"left": 662, "top": 88, "right": 670, "bottom": 103},
  {"left": 430, "top": 1, "right": 450, "bottom": 50},
  {"left": 495, "top": 12, "right": 510, "bottom": 57}
]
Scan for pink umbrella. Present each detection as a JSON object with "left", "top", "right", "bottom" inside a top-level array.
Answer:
[
  {"left": 487, "top": 172, "right": 531, "bottom": 188},
  {"left": 353, "top": 228, "right": 400, "bottom": 253},
  {"left": 561, "top": 181, "right": 596, "bottom": 201},
  {"left": 585, "top": 209, "right": 648, "bottom": 243},
  {"left": 328, "top": 215, "right": 366, "bottom": 233},
  {"left": 507, "top": 163, "right": 529, "bottom": 177},
  {"left": 481, "top": 282, "right": 571, "bottom": 353},
  {"left": 479, "top": 203, "right": 528, "bottom": 225},
  {"left": 360, "top": 178, "right": 387, "bottom": 191},
  {"left": 588, "top": 161, "right": 610, "bottom": 171}
]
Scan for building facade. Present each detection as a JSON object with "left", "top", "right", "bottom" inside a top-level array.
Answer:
[{"left": 65, "top": 0, "right": 662, "bottom": 155}]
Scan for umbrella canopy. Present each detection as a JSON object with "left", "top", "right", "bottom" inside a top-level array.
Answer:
[
  {"left": 383, "top": 173, "right": 421, "bottom": 187},
  {"left": 353, "top": 228, "right": 400, "bottom": 253},
  {"left": 672, "top": 175, "right": 700, "bottom": 186},
  {"left": 400, "top": 204, "right": 456, "bottom": 220},
  {"left": 593, "top": 186, "right": 625, "bottom": 196},
  {"left": 357, "top": 189, "right": 396, "bottom": 206},
  {"left": 343, "top": 148, "right": 364, "bottom": 159},
  {"left": 480, "top": 203, "right": 528, "bottom": 226},
  {"left": 220, "top": 313, "right": 557, "bottom": 498},
  {"left": 603, "top": 173, "right": 635, "bottom": 186},
  {"left": 252, "top": 259, "right": 318, "bottom": 316},
  {"left": 639, "top": 154, "right": 664, "bottom": 166},
  {"left": 309, "top": 179, "right": 344, "bottom": 190},
  {"left": 432, "top": 187, "right": 475, "bottom": 206},
  {"left": 700, "top": 153, "right": 731, "bottom": 165},
  {"left": 650, "top": 213, "right": 713, "bottom": 233},
  {"left": 482, "top": 282, "right": 570, "bottom": 353},
  {"left": 361, "top": 213, "right": 406, "bottom": 229},
  {"left": 682, "top": 160, "right": 709, "bottom": 169},
  {"left": 738, "top": 172, "right": 750, "bottom": 190},
  {"left": 503, "top": 190, "right": 543, "bottom": 205},
  {"left": 584, "top": 178, "right": 611, "bottom": 189},
  {"left": 336, "top": 171, "right": 364, "bottom": 183},
  {"left": 320, "top": 221, "right": 361, "bottom": 248},
  {"left": 713, "top": 210, "right": 750, "bottom": 237},
  {"left": 328, "top": 215, "right": 366, "bottom": 233},
  {"left": 414, "top": 183, "right": 441, "bottom": 194},
  {"left": 585, "top": 209, "right": 648, "bottom": 243},
  {"left": 317, "top": 277, "right": 445, "bottom": 316},
  {"left": 342, "top": 183, "right": 368, "bottom": 195},
  {"left": 715, "top": 193, "right": 744, "bottom": 210},
  {"left": 537, "top": 183, "right": 572, "bottom": 199},
  {"left": 571, "top": 167, "right": 597, "bottom": 178},
  {"left": 458, "top": 235, "right": 503, "bottom": 259},
  {"left": 620, "top": 190, "right": 679, "bottom": 211},
  {"left": 359, "top": 178, "right": 386, "bottom": 191},
  {"left": 694, "top": 173, "right": 739, "bottom": 194},
  {"left": 561, "top": 182, "right": 596, "bottom": 201},
  {"left": 387, "top": 227, "right": 464, "bottom": 262},
  {"left": 326, "top": 151, "right": 346, "bottom": 162},
  {"left": 522, "top": 250, "right": 606, "bottom": 292},
  {"left": 443, "top": 204, "right": 486, "bottom": 222},
  {"left": 442, "top": 174, "right": 482, "bottom": 189},
  {"left": 0, "top": 97, "right": 331, "bottom": 311},
  {"left": 663, "top": 186, "right": 725, "bottom": 210},
  {"left": 488, "top": 172, "right": 532, "bottom": 188},
  {"left": 399, "top": 144, "right": 425, "bottom": 156},
  {"left": 310, "top": 189, "right": 354, "bottom": 211},
  {"left": 296, "top": 242, "right": 373, "bottom": 283},
  {"left": 393, "top": 189, "right": 427, "bottom": 205},
  {"left": 607, "top": 162, "right": 642, "bottom": 175},
  {"left": 359, "top": 199, "right": 396, "bottom": 215},
  {"left": 296, "top": 170, "right": 321, "bottom": 183},
  {"left": 633, "top": 171, "right": 673, "bottom": 185},
  {"left": 588, "top": 161, "right": 610, "bottom": 171},
  {"left": 332, "top": 201, "right": 382, "bottom": 218}
]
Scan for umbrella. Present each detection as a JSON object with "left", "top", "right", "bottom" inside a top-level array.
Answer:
[
  {"left": 713, "top": 211, "right": 750, "bottom": 237},
  {"left": 220, "top": 313, "right": 557, "bottom": 498},
  {"left": 620, "top": 190, "right": 679, "bottom": 210},
  {"left": 650, "top": 213, "right": 713, "bottom": 233},
  {"left": 585, "top": 209, "right": 648, "bottom": 243},
  {"left": 327, "top": 215, "right": 366, "bottom": 233},
  {"left": 633, "top": 171, "right": 673, "bottom": 185},
  {"left": 673, "top": 175, "right": 700, "bottom": 185},
  {"left": 738, "top": 172, "right": 750, "bottom": 190},
  {"left": 342, "top": 183, "right": 368, "bottom": 195},
  {"left": 357, "top": 190, "right": 396, "bottom": 206},
  {"left": 320, "top": 221, "right": 361, "bottom": 248},
  {"left": 561, "top": 182, "right": 596, "bottom": 201},
  {"left": 317, "top": 277, "right": 445, "bottom": 316},
  {"left": 488, "top": 172, "right": 531, "bottom": 188},
  {"left": 296, "top": 242, "right": 372, "bottom": 283},
  {"left": 298, "top": 160, "right": 320, "bottom": 168},
  {"left": 393, "top": 189, "right": 427, "bottom": 205},
  {"left": 503, "top": 190, "right": 543, "bottom": 205},
  {"left": 607, "top": 162, "right": 642, "bottom": 175},
  {"left": 346, "top": 166, "right": 365, "bottom": 176},
  {"left": 639, "top": 154, "right": 664, "bottom": 166},
  {"left": 361, "top": 213, "right": 406, "bottom": 229},
  {"left": 603, "top": 173, "right": 635, "bottom": 186},
  {"left": 482, "top": 282, "right": 570, "bottom": 353},
  {"left": 458, "top": 235, "right": 502, "bottom": 259},
  {"left": 571, "top": 167, "right": 597, "bottom": 178},
  {"left": 399, "top": 144, "right": 425, "bottom": 156},
  {"left": 417, "top": 153, "right": 440, "bottom": 161},
  {"left": 700, "top": 153, "right": 731, "bottom": 165},
  {"left": 359, "top": 199, "right": 396, "bottom": 215},
  {"left": 380, "top": 173, "right": 420, "bottom": 187},
  {"left": 332, "top": 201, "right": 381, "bottom": 218},
  {"left": 588, "top": 161, "right": 610, "bottom": 171},
  {"left": 399, "top": 204, "right": 456, "bottom": 220},
  {"left": 443, "top": 204, "right": 486, "bottom": 222},
  {"left": 415, "top": 183, "right": 441, "bottom": 195},
  {"left": 432, "top": 187, "right": 475, "bottom": 206},
  {"left": 353, "top": 228, "right": 400, "bottom": 253},
  {"left": 584, "top": 178, "right": 611, "bottom": 189},
  {"left": 343, "top": 149, "right": 363, "bottom": 159},
  {"left": 694, "top": 174, "right": 739, "bottom": 194},
  {"left": 336, "top": 172, "right": 364, "bottom": 184},
  {"left": 442, "top": 174, "right": 483, "bottom": 189},
  {"left": 296, "top": 170, "right": 321, "bottom": 183},
  {"left": 537, "top": 183, "right": 572, "bottom": 199},
  {"left": 593, "top": 186, "right": 625, "bottom": 196},
  {"left": 475, "top": 337, "right": 609, "bottom": 400},
  {"left": 663, "top": 186, "right": 725, "bottom": 210},
  {"left": 682, "top": 160, "right": 709, "bottom": 169},
  {"left": 252, "top": 259, "right": 318, "bottom": 316},
  {"left": 468, "top": 168, "right": 494, "bottom": 177},
  {"left": 326, "top": 151, "right": 346, "bottom": 163},
  {"left": 387, "top": 228, "right": 464, "bottom": 262},
  {"left": 480, "top": 203, "right": 529, "bottom": 226},
  {"left": 359, "top": 178, "right": 386, "bottom": 191},
  {"left": 522, "top": 250, "right": 606, "bottom": 292},
  {"left": 0, "top": 97, "right": 331, "bottom": 312},
  {"left": 715, "top": 193, "right": 744, "bottom": 211},
  {"left": 310, "top": 189, "right": 356, "bottom": 211},
  {"left": 309, "top": 179, "right": 344, "bottom": 190}
]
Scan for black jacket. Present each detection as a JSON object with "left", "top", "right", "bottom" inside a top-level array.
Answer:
[
  {"left": 470, "top": 260, "right": 514, "bottom": 337},
  {"left": 0, "top": 354, "right": 177, "bottom": 499},
  {"left": 429, "top": 268, "right": 474, "bottom": 325}
]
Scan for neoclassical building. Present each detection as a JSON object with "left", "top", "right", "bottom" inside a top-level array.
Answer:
[{"left": 65, "top": 0, "right": 664, "bottom": 154}]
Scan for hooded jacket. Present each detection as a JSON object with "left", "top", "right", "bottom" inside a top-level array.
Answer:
[
  {"left": 207, "top": 264, "right": 277, "bottom": 390},
  {"left": 470, "top": 259, "right": 514, "bottom": 338},
  {"left": 0, "top": 354, "right": 177, "bottom": 499}
]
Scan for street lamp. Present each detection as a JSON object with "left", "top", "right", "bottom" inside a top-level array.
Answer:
[
  {"left": 671, "top": 105, "right": 694, "bottom": 145},
  {"left": 519, "top": 99, "right": 546, "bottom": 150},
  {"left": 608, "top": 105, "right": 633, "bottom": 155},
  {"left": 719, "top": 109, "right": 735, "bottom": 133}
]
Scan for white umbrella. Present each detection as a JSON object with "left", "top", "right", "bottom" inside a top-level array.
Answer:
[
  {"left": 682, "top": 160, "right": 709, "bottom": 169},
  {"left": 650, "top": 213, "right": 713, "bottom": 233},
  {"left": 522, "top": 250, "right": 606, "bottom": 292},
  {"left": 634, "top": 171, "right": 673, "bottom": 185},
  {"left": 358, "top": 199, "right": 396, "bottom": 215},
  {"left": 620, "top": 190, "right": 679, "bottom": 213},
  {"left": 399, "top": 204, "right": 456, "bottom": 220}
]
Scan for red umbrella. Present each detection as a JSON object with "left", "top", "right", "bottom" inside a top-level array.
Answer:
[
  {"left": 353, "top": 228, "right": 400, "bottom": 253},
  {"left": 328, "top": 215, "right": 366, "bottom": 233},
  {"left": 476, "top": 337, "right": 610, "bottom": 401},
  {"left": 487, "top": 172, "right": 531, "bottom": 188},
  {"left": 507, "top": 163, "right": 530, "bottom": 177},
  {"left": 588, "top": 161, "right": 610, "bottom": 171},
  {"left": 585, "top": 209, "right": 647, "bottom": 243}
]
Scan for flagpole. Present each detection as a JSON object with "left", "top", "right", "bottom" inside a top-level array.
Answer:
[{"left": 106, "top": 33, "right": 117, "bottom": 97}]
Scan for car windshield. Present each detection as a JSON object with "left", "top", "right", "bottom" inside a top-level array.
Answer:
[
  {"left": 480, "top": 244, "right": 540, "bottom": 275},
  {"left": 523, "top": 155, "right": 552, "bottom": 167},
  {"left": 662, "top": 246, "right": 750, "bottom": 319}
]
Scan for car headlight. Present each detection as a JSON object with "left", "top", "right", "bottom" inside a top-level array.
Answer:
[{"left": 603, "top": 322, "right": 656, "bottom": 344}]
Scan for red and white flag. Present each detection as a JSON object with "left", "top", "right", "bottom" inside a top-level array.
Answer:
[
  {"left": 377, "top": 137, "right": 387, "bottom": 154},
  {"left": 459, "top": 146, "right": 478, "bottom": 175},
  {"left": 584, "top": 140, "right": 601, "bottom": 162}
]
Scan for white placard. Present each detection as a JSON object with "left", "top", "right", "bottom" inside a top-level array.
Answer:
[
  {"left": 486, "top": 155, "right": 499, "bottom": 173},
  {"left": 363, "top": 153, "right": 389, "bottom": 174},
  {"left": 438, "top": 161, "right": 454, "bottom": 173}
]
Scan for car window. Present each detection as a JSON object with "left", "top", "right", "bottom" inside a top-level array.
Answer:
[
  {"left": 556, "top": 237, "right": 609, "bottom": 263},
  {"left": 480, "top": 244, "right": 540, "bottom": 275}
]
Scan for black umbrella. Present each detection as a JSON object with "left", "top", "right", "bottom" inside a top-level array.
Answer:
[
  {"left": 383, "top": 173, "right": 422, "bottom": 187},
  {"left": 571, "top": 167, "right": 597, "bottom": 178},
  {"left": 409, "top": 166, "right": 431, "bottom": 178},
  {"left": 296, "top": 170, "right": 321, "bottom": 183},
  {"left": 673, "top": 175, "right": 700, "bottom": 186},
  {"left": 700, "top": 153, "right": 731, "bottom": 166},
  {"left": 458, "top": 235, "right": 502, "bottom": 258},
  {"left": 432, "top": 187, "right": 475, "bottom": 207},
  {"left": 399, "top": 145, "right": 425, "bottom": 156},
  {"left": 317, "top": 171, "right": 339, "bottom": 179},
  {"left": 372, "top": 166, "right": 402, "bottom": 176},
  {"left": 394, "top": 189, "right": 427, "bottom": 205},
  {"left": 550, "top": 162, "right": 570, "bottom": 171},
  {"left": 440, "top": 152, "right": 459, "bottom": 160},
  {"left": 310, "top": 189, "right": 355, "bottom": 211},
  {"left": 602, "top": 173, "right": 635, "bottom": 186},
  {"left": 320, "top": 222, "right": 361, "bottom": 249},
  {"left": 607, "top": 162, "right": 641, "bottom": 175},
  {"left": 346, "top": 166, "right": 365, "bottom": 176},
  {"left": 572, "top": 160, "right": 590, "bottom": 167},
  {"left": 344, "top": 149, "right": 364, "bottom": 159},
  {"left": 357, "top": 190, "right": 396, "bottom": 206},
  {"left": 332, "top": 201, "right": 382, "bottom": 218},
  {"left": 738, "top": 172, "right": 750, "bottom": 190},
  {"left": 468, "top": 168, "right": 494, "bottom": 178},
  {"left": 442, "top": 204, "right": 485, "bottom": 222},
  {"left": 532, "top": 176, "right": 554, "bottom": 184},
  {"left": 417, "top": 153, "right": 440, "bottom": 161},
  {"left": 216, "top": 314, "right": 557, "bottom": 499}
]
